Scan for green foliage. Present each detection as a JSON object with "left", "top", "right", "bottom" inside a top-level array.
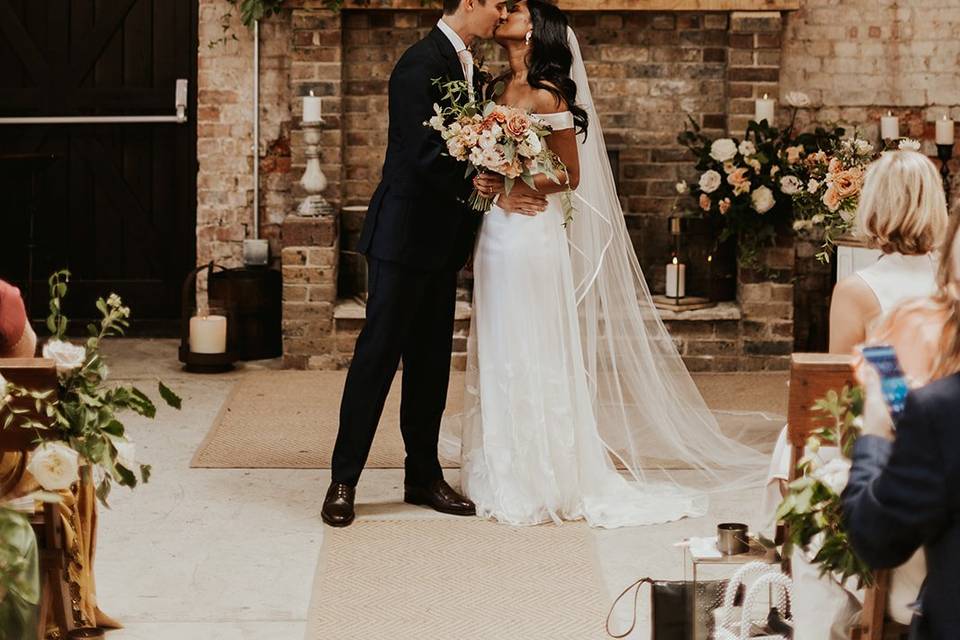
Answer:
[
  {"left": 0, "top": 506, "right": 39, "bottom": 639},
  {"left": 777, "top": 385, "right": 875, "bottom": 589},
  {"left": 208, "top": 0, "right": 285, "bottom": 48}
]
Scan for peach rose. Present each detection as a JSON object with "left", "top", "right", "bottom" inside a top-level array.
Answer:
[
  {"left": 832, "top": 167, "right": 863, "bottom": 199},
  {"left": 828, "top": 157, "right": 843, "bottom": 174},
  {"left": 822, "top": 185, "right": 842, "bottom": 212},
  {"left": 504, "top": 112, "right": 530, "bottom": 138},
  {"left": 718, "top": 197, "right": 732, "bottom": 215},
  {"left": 727, "top": 167, "right": 752, "bottom": 195},
  {"left": 699, "top": 193, "right": 712, "bottom": 212},
  {"left": 785, "top": 145, "right": 804, "bottom": 165}
]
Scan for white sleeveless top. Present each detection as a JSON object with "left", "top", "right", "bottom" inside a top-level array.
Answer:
[
  {"left": 855, "top": 252, "right": 938, "bottom": 313},
  {"left": 535, "top": 111, "right": 574, "bottom": 131}
]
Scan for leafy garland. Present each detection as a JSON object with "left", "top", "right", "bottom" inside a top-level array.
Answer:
[{"left": 777, "top": 385, "right": 876, "bottom": 589}]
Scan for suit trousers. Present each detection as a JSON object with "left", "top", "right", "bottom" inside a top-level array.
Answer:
[{"left": 332, "top": 257, "right": 457, "bottom": 488}]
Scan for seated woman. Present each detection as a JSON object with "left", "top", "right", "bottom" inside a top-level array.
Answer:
[
  {"left": 0, "top": 278, "right": 119, "bottom": 633},
  {"left": 760, "top": 151, "right": 948, "bottom": 638}
]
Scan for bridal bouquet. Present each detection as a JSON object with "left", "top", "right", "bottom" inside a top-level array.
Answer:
[
  {"left": 789, "top": 134, "right": 879, "bottom": 262},
  {"left": 0, "top": 270, "right": 181, "bottom": 507},
  {"left": 424, "top": 78, "right": 567, "bottom": 213},
  {"left": 776, "top": 385, "right": 876, "bottom": 588}
]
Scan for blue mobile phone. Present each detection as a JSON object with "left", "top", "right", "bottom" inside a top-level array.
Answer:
[{"left": 861, "top": 345, "right": 910, "bottom": 422}]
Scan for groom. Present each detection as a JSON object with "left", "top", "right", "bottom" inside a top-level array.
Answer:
[{"left": 322, "top": 0, "right": 548, "bottom": 527}]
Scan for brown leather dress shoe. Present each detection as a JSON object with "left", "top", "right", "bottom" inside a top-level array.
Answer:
[
  {"left": 404, "top": 478, "right": 476, "bottom": 516},
  {"left": 321, "top": 482, "right": 356, "bottom": 527}
]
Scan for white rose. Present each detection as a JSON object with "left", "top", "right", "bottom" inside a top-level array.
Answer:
[
  {"left": 26, "top": 442, "right": 80, "bottom": 491},
  {"left": 807, "top": 179, "right": 821, "bottom": 194},
  {"left": 698, "top": 170, "right": 722, "bottom": 194},
  {"left": 0, "top": 372, "right": 7, "bottom": 400},
  {"left": 746, "top": 158, "right": 762, "bottom": 173},
  {"left": 428, "top": 114, "right": 444, "bottom": 131},
  {"left": 675, "top": 181, "right": 689, "bottom": 195},
  {"left": 812, "top": 457, "right": 852, "bottom": 495},
  {"left": 42, "top": 340, "right": 86, "bottom": 375},
  {"left": 779, "top": 175, "right": 803, "bottom": 195},
  {"left": 784, "top": 91, "right": 811, "bottom": 108},
  {"left": 899, "top": 138, "right": 921, "bottom": 152},
  {"left": 738, "top": 140, "right": 757, "bottom": 157},
  {"left": 812, "top": 213, "right": 826, "bottom": 224},
  {"left": 710, "top": 138, "right": 738, "bottom": 163},
  {"left": 751, "top": 186, "right": 776, "bottom": 214},
  {"left": 524, "top": 131, "right": 542, "bottom": 155},
  {"left": 854, "top": 139, "right": 874, "bottom": 155},
  {"left": 114, "top": 440, "right": 136, "bottom": 471}
]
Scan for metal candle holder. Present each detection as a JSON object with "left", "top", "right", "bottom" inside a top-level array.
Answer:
[
  {"left": 937, "top": 143, "right": 954, "bottom": 203},
  {"left": 298, "top": 119, "right": 333, "bottom": 217}
]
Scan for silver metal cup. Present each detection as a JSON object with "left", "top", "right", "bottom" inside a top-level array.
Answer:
[{"left": 717, "top": 522, "right": 749, "bottom": 555}]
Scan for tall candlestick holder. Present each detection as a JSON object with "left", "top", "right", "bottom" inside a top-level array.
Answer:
[
  {"left": 298, "top": 119, "right": 333, "bottom": 217},
  {"left": 937, "top": 143, "right": 954, "bottom": 204}
]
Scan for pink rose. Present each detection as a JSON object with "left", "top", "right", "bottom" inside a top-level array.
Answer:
[
  {"left": 832, "top": 167, "right": 863, "bottom": 199},
  {"left": 718, "top": 197, "right": 732, "bottom": 215},
  {"left": 504, "top": 112, "right": 530, "bottom": 138},
  {"left": 822, "top": 185, "right": 842, "bottom": 212},
  {"left": 828, "top": 157, "right": 843, "bottom": 174},
  {"left": 699, "top": 193, "right": 712, "bottom": 212},
  {"left": 727, "top": 167, "right": 752, "bottom": 195}
]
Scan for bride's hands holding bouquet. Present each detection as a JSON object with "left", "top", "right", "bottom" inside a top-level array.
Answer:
[{"left": 473, "top": 172, "right": 548, "bottom": 216}]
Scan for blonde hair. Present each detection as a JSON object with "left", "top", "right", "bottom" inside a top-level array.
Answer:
[
  {"left": 930, "top": 211, "right": 960, "bottom": 379},
  {"left": 856, "top": 150, "right": 948, "bottom": 255}
]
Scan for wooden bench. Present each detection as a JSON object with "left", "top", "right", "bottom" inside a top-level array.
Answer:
[
  {"left": 0, "top": 358, "right": 78, "bottom": 637},
  {"left": 784, "top": 353, "right": 907, "bottom": 640}
]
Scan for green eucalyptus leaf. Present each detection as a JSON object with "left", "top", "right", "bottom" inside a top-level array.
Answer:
[{"left": 158, "top": 382, "right": 182, "bottom": 410}]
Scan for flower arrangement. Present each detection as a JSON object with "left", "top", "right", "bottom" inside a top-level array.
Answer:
[
  {"left": 776, "top": 385, "right": 876, "bottom": 588},
  {"left": 789, "top": 134, "right": 879, "bottom": 262},
  {"left": 0, "top": 271, "right": 181, "bottom": 506},
  {"left": 678, "top": 118, "right": 795, "bottom": 268},
  {"left": 425, "top": 78, "right": 571, "bottom": 218}
]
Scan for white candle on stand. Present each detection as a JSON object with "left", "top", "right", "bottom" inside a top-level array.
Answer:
[
  {"left": 880, "top": 112, "right": 900, "bottom": 140},
  {"left": 303, "top": 90, "right": 323, "bottom": 122},
  {"left": 189, "top": 315, "right": 227, "bottom": 354},
  {"left": 936, "top": 115, "right": 955, "bottom": 145},
  {"left": 666, "top": 257, "right": 686, "bottom": 299},
  {"left": 755, "top": 94, "right": 775, "bottom": 124}
]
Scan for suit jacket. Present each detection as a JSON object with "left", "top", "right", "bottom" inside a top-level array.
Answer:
[
  {"left": 842, "top": 373, "right": 960, "bottom": 639},
  {"left": 357, "top": 27, "right": 482, "bottom": 272}
]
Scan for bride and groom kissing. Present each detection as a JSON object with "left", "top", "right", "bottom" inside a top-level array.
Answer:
[{"left": 323, "top": 0, "right": 765, "bottom": 529}]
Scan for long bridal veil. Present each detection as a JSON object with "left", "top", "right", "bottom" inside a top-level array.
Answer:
[
  {"left": 561, "top": 26, "right": 768, "bottom": 497},
  {"left": 440, "top": 26, "right": 769, "bottom": 511}
]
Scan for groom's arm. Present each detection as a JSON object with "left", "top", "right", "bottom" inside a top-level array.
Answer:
[{"left": 391, "top": 54, "right": 473, "bottom": 203}]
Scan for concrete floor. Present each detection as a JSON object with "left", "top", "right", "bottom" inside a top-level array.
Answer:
[{"left": 94, "top": 339, "right": 780, "bottom": 640}]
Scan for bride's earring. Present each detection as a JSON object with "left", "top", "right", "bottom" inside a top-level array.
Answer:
[{"left": 525, "top": 31, "right": 533, "bottom": 46}]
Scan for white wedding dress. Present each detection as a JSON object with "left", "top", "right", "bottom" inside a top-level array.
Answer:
[{"left": 442, "top": 28, "right": 768, "bottom": 528}]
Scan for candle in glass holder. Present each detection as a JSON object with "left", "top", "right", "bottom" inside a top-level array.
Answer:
[
  {"left": 880, "top": 111, "right": 900, "bottom": 140},
  {"left": 755, "top": 94, "right": 775, "bottom": 124},
  {"left": 666, "top": 257, "right": 686, "bottom": 298},
  {"left": 936, "top": 115, "right": 955, "bottom": 146},
  {"left": 189, "top": 315, "right": 227, "bottom": 354},
  {"left": 303, "top": 90, "right": 323, "bottom": 123}
]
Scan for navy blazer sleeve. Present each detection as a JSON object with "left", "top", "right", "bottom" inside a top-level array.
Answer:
[{"left": 842, "top": 392, "right": 949, "bottom": 569}]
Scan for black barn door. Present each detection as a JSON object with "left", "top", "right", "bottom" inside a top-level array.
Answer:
[{"left": 0, "top": 0, "right": 198, "bottom": 334}]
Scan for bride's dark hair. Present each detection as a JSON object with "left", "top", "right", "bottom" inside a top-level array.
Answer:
[{"left": 526, "top": 0, "right": 588, "bottom": 137}]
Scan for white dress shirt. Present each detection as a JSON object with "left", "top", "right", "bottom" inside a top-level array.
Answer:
[{"left": 437, "top": 18, "right": 474, "bottom": 99}]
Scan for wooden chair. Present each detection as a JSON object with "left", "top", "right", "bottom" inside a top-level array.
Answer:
[
  {"left": 0, "top": 357, "right": 78, "bottom": 638},
  {"left": 782, "top": 353, "right": 907, "bottom": 640}
]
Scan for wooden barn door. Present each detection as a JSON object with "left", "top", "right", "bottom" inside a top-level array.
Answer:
[{"left": 0, "top": 0, "right": 198, "bottom": 333}]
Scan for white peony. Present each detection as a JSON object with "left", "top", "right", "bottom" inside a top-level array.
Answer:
[
  {"left": 738, "top": 140, "right": 757, "bottom": 157},
  {"left": 42, "top": 340, "right": 86, "bottom": 375},
  {"left": 710, "top": 138, "right": 738, "bottom": 163},
  {"left": 784, "top": 91, "right": 811, "bottom": 108},
  {"left": 26, "top": 442, "right": 80, "bottom": 491},
  {"left": 751, "top": 186, "right": 776, "bottom": 214},
  {"left": 779, "top": 175, "right": 803, "bottom": 195},
  {"left": 899, "top": 138, "right": 922, "bottom": 152},
  {"left": 812, "top": 457, "right": 852, "bottom": 495},
  {"left": 675, "top": 181, "right": 689, "bottom": 194},
  {"left": 114, "top": 440, "right": 137, "bottom": 471},
  {"left": 698, "top": 170, "right": 722, "bottom": 194}
]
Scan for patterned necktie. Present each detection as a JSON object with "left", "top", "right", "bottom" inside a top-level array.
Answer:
[{"left": 457, "top": 48, "right": 475, "bottom": 101}]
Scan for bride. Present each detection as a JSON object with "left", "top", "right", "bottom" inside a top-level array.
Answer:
[{"left": 444, "top": 0, "right": 768, "bottom": 528}]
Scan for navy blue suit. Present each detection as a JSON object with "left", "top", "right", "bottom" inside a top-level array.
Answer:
[
  {"left": 332, "top": 27, "right": 481, "bottom": 488},
  {"left": 842, "top": 373, "right": 960, "bottom": 639}
]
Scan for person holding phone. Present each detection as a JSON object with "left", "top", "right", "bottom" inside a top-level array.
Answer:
[{"left": 841, "top": 201, "right": 960, "bottom": 639}]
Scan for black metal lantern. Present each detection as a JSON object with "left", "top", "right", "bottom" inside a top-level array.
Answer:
[
  {"left": 652, "top": 216, "right": 716, "bottom": 312},
  {"left": 178, "top": 263, "right": 237, "bottom": 373}
]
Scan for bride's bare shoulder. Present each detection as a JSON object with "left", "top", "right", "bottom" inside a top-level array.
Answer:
[{"left": 531, "top": 81, "right": 568, "bottom": 113}]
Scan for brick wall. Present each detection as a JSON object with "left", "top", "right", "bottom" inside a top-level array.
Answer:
[{"left": 781, "top": 0, "right": 960, "bottom": 350}]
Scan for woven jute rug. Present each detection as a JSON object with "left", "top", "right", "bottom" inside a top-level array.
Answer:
[
  {"left": 304, "top": 518, "right": 608, "bottom": 639},
  {"left": 190, "top": 370, "right": 787, "bottom": 469}
]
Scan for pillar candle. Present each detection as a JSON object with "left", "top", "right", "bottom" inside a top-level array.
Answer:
[
  {"left": 755, "top": 94, "right": 775, "bottom": 124},
  {"left": 666, "top": 258, "right": 686, "bottom": 298},
  {"left": 303, "top": 90, "right": 323, "bottom": 123},
  {"left": 880, "top": 112, "right": 899, "bottom": 140},
  {"left": 936, "top": 116, "right": 955, "bottom": 145},
  {"left": 189, "top": 315, "right": 227, "bottom": 354}
]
